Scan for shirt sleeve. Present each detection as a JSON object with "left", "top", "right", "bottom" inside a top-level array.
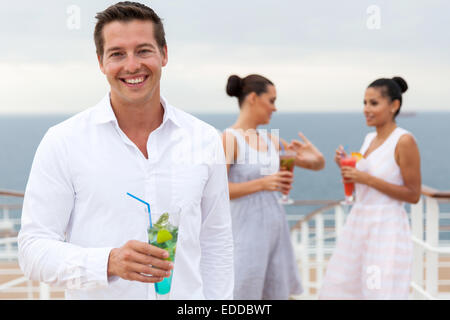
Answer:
[
  {"left": 17, "top": 127, "right": 114, "bottom": 290},
  {"left": 199, "top": 130, "right": 234, "bottom": 300}
]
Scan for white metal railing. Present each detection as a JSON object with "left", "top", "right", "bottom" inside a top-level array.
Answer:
[
  {"left": 0, "top": 237, "right": 18, "bottom": 261},
  {"left": 410, "top": 189, "right": 450, "bottom": 300},
  {"left": 0, "top": 237, "right": 64, "bottom": 299},
  {"left": 0, "top": 190, "right": 61, "bottom": 299},
  {"left": 289, "top": 186, "right": 450, "bottom": 300},
  {"left": 0, "top": 236, "right": 58, "bottom": 299},
  {"left": 2, "top": 188, "right": 450, "bottom": 300}
]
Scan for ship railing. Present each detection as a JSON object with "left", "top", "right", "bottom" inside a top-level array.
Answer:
[
  {"left": 287, "top": 185, "right": 450, "bottom": 300},
  {"left": 0, "top": 190, "right": 61, "bottom": 299},
  {"left": 2, "top": 188, "right": 450, "bottom": 300}
]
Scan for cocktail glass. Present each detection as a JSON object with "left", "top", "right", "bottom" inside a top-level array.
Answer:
[
  {"left": 147, "top": 206, "right": 181, "bottom": 300},
  {"left": 340, "top": 155, "right": 357, "bottom": 205},
  {"left": 278, "top": 150, "right": 296, "bottom": 205}
]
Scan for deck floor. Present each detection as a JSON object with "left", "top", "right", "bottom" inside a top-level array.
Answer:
[
  {"left": 297, "top": 256, "right": 450, "bottom": 298},
  {"left": 0, "top": 262, "right": 64, "bottom": 299},
  {"left": 2, "top": 259, "right": 450, "bottom": 299}
]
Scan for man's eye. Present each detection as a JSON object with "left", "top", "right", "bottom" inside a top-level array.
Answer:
[
  {"left": 139, "top": 49, "right": 151, "bottom": 54},
  {"left": 110, "top": 52, "right": 123, "bottom": 57}
]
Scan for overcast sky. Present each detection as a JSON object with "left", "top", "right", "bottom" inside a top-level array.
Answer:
[{"left": 1, "top": 0, "right": 449, "bottom": 114}]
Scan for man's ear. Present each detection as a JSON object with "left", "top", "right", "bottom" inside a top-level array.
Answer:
[
  {"left": 97, "top": 53, "right": 105, "bottom": 74},
  {"left": 161, "top": 45, "right": 168, "bottom": 67}
]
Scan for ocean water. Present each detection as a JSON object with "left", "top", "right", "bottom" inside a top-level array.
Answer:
[{"left": 1, "top": 111, "right": 449, "bottom": 218}]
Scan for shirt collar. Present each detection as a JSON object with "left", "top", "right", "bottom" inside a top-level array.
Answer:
[
  {"left": 160, "top": 95, "right": 182, "bottom": 128},
  {"left": 93, "top": 93, "right": 181, "bottom": 128}
]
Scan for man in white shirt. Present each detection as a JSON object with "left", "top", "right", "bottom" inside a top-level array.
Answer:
[{"left": 18, "top": 1, "right": 234, "bottom": 300}]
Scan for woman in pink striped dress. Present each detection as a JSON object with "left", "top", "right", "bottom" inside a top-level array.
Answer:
[{"left": 319, "top": 76, "right": 422, "bottom": 300}]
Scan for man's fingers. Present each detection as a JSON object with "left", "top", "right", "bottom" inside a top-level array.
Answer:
[
  {"left": 132, "top": 251, "right": 173, "bottom": 271},
  {"left": 130, "top": 272, "right": 164, "bottom": 284},
  {"left": 128, "top": 240, "right": 169, "bottom": 259},
  {"left": 128, "top": 262, "right": 171, "bottom": 278}
]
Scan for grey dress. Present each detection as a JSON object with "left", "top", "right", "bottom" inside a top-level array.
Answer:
[{"left": 226, "top": 128, "right": 303, "bottom": 300}]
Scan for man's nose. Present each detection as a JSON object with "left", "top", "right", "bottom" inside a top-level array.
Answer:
[{"left": 123, "top": 54, "right": 140, "bottom": 73}]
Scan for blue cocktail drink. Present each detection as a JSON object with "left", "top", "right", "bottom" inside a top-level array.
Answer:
[{"left": 147, "top": 209, "right": 180, "bottom": 299}]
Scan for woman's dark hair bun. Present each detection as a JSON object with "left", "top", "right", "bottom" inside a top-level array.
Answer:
[
  {"left": 392, "top": 76, "right": 408, "bottom": 93},
  {"left": 226, "top": 75, "right": 242, "bottom": 97}
]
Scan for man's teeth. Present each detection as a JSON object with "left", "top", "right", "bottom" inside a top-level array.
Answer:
[{"left": 124, "top": 77, "right": 145, "bottom": 84}]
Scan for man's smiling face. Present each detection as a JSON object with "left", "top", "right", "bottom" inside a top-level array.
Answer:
[{"left": 98, "top": 19, "right": 168, "bottom": 105}]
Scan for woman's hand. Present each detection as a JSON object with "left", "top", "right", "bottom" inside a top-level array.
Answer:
[
  {"left": 341, "top": 166, "right": 370, "bottom": 185},
  {"left": 334, "top": 145, "right": 346, "bottom": 168},
  {"left": 260, "top": 171, "right": 294, "bottom": 195},
  {"left": 287, "top": 132, "right": 325, "bottom": 170}
]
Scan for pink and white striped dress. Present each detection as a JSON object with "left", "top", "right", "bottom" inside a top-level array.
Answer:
[{"left": 319, "top": 127, "right": 414, "bottom": 300}]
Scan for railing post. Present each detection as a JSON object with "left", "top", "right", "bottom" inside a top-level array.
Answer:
[
  {"left": 3, "top": 208, "right": 12, "bottom": 261},
  {"left": 290, "top": 228, "right": 301, "bottom": 258},
  {"left": 39, "top": 282, "right": 50, "bottom": 300},
  {"left": 301, "top": 221, "right": 310, "bottom": 296},
  {"left": 6, "top": 239, "right": 13, "bottom": 263},
  {"left": 411, "top": 197, "right": 424, "bottom": 299},
  {"left": 27, "top": 280, "right": 33, "bottom": 299},
  {"left": 4, "top": 208, "right": 9, "bottom": 222},
  {"left": 315, "top": 214, "right": 324, "bottom": 289},
  {"left": 425, "top": 196, "right": 439, "bottom": 298}
]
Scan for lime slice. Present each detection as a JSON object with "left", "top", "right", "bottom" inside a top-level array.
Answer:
[{"left": 157, "top": 229, "right": 173, "bottom": 244}]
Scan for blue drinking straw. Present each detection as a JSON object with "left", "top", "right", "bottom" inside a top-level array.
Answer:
[
  {"left": 126, "top": 192, "right": 161, "bottom": 293},
  {"left": 126, "top": 192, "right": 152, "bottom": 228}
]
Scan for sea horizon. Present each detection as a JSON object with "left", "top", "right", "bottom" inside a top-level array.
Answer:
[{"left": 0, "top": 110, "right": 449, "bottom": 117}]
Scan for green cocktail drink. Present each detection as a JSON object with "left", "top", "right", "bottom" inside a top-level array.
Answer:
[
  {"left": 147, "top": 210, "right": 180, "bottom": 299},
  {"left": 280, "top": 157, "right": 295, "bottom": 172},
  {"left": 278, "top": 150, "right": 296, "bottom": 205}
]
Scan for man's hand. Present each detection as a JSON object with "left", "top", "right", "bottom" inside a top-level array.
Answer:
[{"left": 107, "top": 240, "right": 173, "bottom": 283}]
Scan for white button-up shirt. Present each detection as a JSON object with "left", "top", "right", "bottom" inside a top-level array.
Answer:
[{"left": 18, "top": 94, "right": 234, "bottom": 300}]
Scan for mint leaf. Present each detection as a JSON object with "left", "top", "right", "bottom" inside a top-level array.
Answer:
[{"left": 154, "top": 212, "right": 169, "bottom": 229}]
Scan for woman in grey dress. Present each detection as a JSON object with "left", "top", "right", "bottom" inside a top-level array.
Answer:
[{"left": 222, "top": 74, "right": 325, "bottom": 299}]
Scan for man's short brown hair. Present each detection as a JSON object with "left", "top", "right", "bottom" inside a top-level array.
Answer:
[{"left": 94, "top": 1, "right": 166, "bottom": 58}]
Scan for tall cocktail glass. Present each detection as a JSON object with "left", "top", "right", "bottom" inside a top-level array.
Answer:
[
  {"left": 340, "top": 156, "right": 357, "bottom": 204},
  {"left": 278, "top": 150, "right": 296, "bottom": 205},
  {"left": 147, "top": 207, "right": 181, "bottom": 300}
]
